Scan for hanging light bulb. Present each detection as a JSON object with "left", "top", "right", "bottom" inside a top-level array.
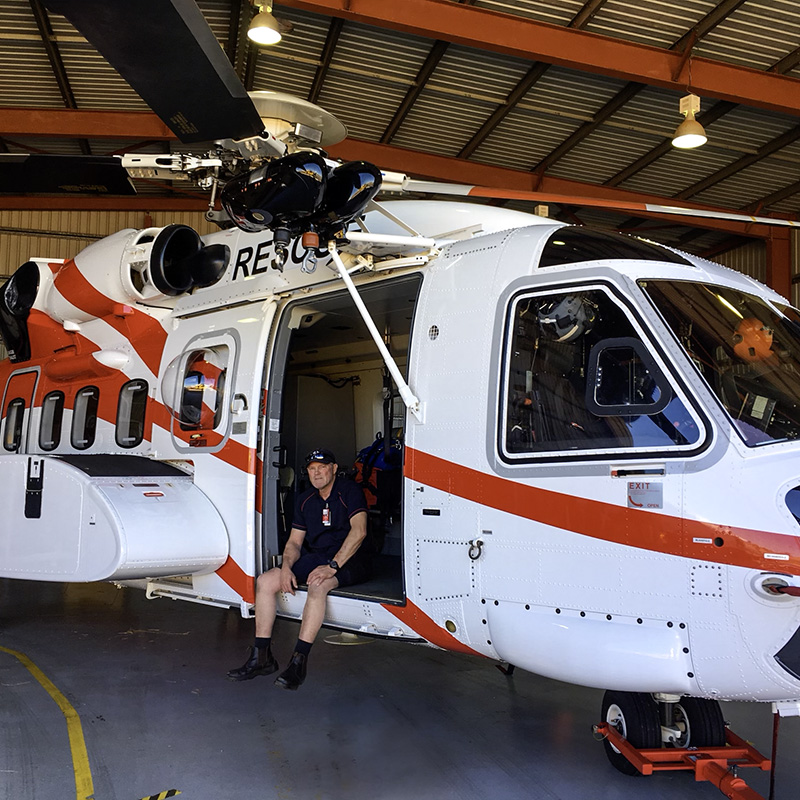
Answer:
[
  {"left": 248, "top": 3, "right": 282, "bottom": 45},
  {"left": 672, "top": 94, "right": 707, "bottom": 149}
]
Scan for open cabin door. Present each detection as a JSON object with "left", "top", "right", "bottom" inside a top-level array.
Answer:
[{"left": 261, "top": 274, "right": 422, "bottom": 604}]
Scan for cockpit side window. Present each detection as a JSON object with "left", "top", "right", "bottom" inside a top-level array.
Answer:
[
  {"left": 641, "top": 280, "right": 800, "bottom": 446},
  {"left": 502, "top": 288, "right": 701, "bottom": 459}
]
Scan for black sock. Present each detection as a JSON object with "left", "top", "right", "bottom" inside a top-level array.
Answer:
[
  {"left": 254, "top": 637, "right": 271, "bottom": 651},
  {"left": 295, "top": 639, "right": 313, "bottom": 656}
]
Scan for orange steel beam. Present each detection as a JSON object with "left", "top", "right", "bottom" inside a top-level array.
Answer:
[
  {"left": 0, "top": 109, "right": 781, "bottom": 238},
  {"left": 0, "top": 197, "right": 207, "bottom": 211},
  {"left": 0, "top": 108, "right": 175, "bottom": 140},
  {"left": 328, "top": 138, "right": 773, "bottom": 238},
  {"left": 277, "top": 0, "right": 800, "bottom": 117},
  {"left": 766, "top": 228, "right": 792, "bottom": 299}
]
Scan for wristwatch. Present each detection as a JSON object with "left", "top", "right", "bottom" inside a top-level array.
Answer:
[{"left": 328, "top": 560, "right": 340, "bottom": 572}]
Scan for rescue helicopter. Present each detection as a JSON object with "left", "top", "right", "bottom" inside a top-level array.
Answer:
[{"left": 2, "top": 1, "right": 800, "bottom": 795}]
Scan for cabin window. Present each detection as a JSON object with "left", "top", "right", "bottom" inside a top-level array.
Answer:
[
  {"left": 178, "top": 347, "right": 228, "bottom": 431},
  {"left": 116, "top": 379, "right": 148, "bottom": 447},
  {"left": 502, "top": 288, "right": 701, "bottom": 459},
  {"left": 39, "top": 391, "right": 65, "bottom": 451},
  {"left": 3, "top": 397, "right": 25, "bottom": 451},
  {"left": 71, "top": 386, "right": 99, "bottom": 450}
]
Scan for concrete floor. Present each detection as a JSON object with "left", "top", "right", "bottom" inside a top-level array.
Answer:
[{"left": 1, "top": 579, "right": 797, "bottom": 800}]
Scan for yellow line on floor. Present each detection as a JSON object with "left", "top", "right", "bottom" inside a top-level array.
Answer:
[{"left": 0, "top": 644, "right": 95, "bottom": 800}]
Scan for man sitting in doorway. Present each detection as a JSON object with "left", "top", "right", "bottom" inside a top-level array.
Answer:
[{"left": 228, "top": 448, "right": 371, "bottom": 690}]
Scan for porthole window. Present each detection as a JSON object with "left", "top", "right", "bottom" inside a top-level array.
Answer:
[
  {"left": 116, "top": 379, "right": 148, "bottom": 448},
  {"left": 161, "top": 346, "right": 229, "bottom": 432},
  {"left": 180, "top": 349, "right": 227, "bottom": 430},
  {"left": 3, "top": 397, "right": 25, "bottom": 451},
  {"left": 39, "top": 391, "right": 65, "bottom": 451},
  {"left": 71, "top": 386, "right": 99, "bottom": 450}
]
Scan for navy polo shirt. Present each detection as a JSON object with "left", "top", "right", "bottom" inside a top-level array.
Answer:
[{"left": 293, "top": 476, "right": 367, "bottom": 556}]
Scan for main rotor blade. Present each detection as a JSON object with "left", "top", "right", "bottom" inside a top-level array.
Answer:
[
  {"left": 387, "top": 177, "right": 799, "bottom": 228},
  {"left": 44, "top": 0, "right": 264, "bottom": 144},
  {"left": 0, "top": 155, "right": 135, "bottom": 195}
]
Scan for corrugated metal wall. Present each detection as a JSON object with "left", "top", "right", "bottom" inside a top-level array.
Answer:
[
  {"left": 0, "top": 211, "right": 215, "bottom": 278},
  {"left": 713, "top": 239, "right": 768, "bottom": 284},
  {"left": 712, "top": 231, "right": 800, "bottom": 307}
]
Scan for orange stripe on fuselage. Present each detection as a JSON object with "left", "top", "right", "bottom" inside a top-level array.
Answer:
[
  {"left": 51, "top": 258, "right": 167, "bottom": 375},
  {"left": 405, "top": 447, "right": 800, "bottom": 574},
  {"left": 383, "top": 599, "right": 483, "bottom": 656},
  {"left": 216, "top": 557, "right": 255, "bottom": 605},
  {"left": 147, "top": 399, "right": 257, "bottom": 474}
]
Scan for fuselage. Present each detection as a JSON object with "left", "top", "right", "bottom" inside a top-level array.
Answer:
[{"left": 1, "top": 200, "right": 799, "bottom": 703}]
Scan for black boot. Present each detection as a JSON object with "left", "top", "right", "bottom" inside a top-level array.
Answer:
[
  {"left": 274, "top": 651, "right": 307, "bottom": 690},
  {"left": 227, "top": 646, "right": 279, "bottom": 681}
]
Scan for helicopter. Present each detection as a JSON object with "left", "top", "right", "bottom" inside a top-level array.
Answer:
[{"left": 2, "top": 1, "right": 800, "bottom": 795}]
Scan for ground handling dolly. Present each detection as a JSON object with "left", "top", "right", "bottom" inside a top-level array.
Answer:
[{"left": 594, "top": 722, "right": 771, "bottom": 800}]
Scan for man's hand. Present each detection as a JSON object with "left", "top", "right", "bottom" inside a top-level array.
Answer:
[
  {"left": 307, "top": 564, "right": 338, "bottom": 587},
  {"left": 280, "top": 564, "right": 298, "bottom": 595}
]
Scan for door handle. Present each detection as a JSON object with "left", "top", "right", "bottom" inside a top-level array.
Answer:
[
  {"left": 272, "top": 444, "right": 287, "bottom": 469},
  {"left": 25, "top": 457, "right": 44, "bottom": 519}
]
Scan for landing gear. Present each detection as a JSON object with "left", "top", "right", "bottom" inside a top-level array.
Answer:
[
  {"left": 597, "top": 691, "right": 769, "bottom": 799},
  {"left": 668, "top": 696, "right": 726, "bottom": 748},
  {"left": 601, "top": 690, "right": 661, "bottom": 776},
  {"left": 601, "top": 691, "right": 727, "bottom": 774}
]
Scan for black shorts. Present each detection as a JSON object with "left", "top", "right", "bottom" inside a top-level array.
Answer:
[{"left": 292, "top": 552, "right": 372, "bottom": 588}]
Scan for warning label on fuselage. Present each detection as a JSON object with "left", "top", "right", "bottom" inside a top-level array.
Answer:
[{"left": 627, "top": 481, "right": 663, "bottom": 509}]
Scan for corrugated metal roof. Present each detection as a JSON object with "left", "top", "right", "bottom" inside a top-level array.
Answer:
[
  {"left": 253, "top": 7, "right": 331, "bottom": 96},
  {"left": 474, "top": 0, "right": 591, "bottom": 26},
  {"left": 698, "top": 1, "right": 800, "bottom": 69},
  {"left": 583, "top": 0, "right": 719, "bottom": 48}
]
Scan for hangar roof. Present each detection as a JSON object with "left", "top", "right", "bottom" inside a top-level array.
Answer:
[{"left": 1, "top": 0, "right": 799, "bottom": 257}]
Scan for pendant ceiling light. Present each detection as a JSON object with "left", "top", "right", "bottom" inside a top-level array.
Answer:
[
  {"left": 672, "top": 94, "right": 708, "bottom": 149},
  {"left": 248, "top": 3, "right": 282, "bottom": 45}
]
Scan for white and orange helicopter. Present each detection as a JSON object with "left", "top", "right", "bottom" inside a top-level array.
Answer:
[{"left": 2, "top": 1, "right": 800, "bottom": 795}]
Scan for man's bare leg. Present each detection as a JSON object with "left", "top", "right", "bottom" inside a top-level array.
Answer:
[
  {"left": 275, "top": 577, "right": 338, "bottom": 690},
  {"left": 298, "top": 577, "right": 337, "bottom": 642},
  {"left": 254, "top": 568, "right": 282, "bottom": 638},
  {"left": 227, "top": 568, "right": 282, "bottom": 680}
]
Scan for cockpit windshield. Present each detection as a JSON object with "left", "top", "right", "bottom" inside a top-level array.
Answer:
[{"left": 640, "top": 280, "right": 800, "bottom": 446}]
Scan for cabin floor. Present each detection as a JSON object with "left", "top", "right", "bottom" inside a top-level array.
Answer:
[{"left": 1, "top": 578, "right": 796, "bottom": 800}]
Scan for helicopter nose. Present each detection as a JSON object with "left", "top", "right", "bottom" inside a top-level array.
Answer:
[{"left": 775, "top": 622, "right": 800, "bottom": 682}]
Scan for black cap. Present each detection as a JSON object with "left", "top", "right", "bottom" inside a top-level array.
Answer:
[{"left": 305, "top": 448, "right": 336, "bottom": 466}]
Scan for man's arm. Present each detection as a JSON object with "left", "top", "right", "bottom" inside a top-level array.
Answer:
[
  {"left": 307, "top": 511, "right": 367, "bottom": 587},
  {"left": 280, "top": 527, "right": 306, "bottom": 594}
]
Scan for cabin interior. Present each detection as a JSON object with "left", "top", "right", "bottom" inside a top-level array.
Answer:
[{"left": 264, "top": 274, "right": 423, "bottom": 605}]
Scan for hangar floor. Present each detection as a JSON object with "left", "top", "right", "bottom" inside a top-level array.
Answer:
[{"left": 0, "top": 579, "right": 797, "bottom": 800}]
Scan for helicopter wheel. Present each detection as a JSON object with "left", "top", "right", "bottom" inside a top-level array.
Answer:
[
  {"left": 601, "top": 690, "right": 661, "bottom": 776},
  {"left": 669, "top": 696, "right": 726, "bottom": 748}
]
